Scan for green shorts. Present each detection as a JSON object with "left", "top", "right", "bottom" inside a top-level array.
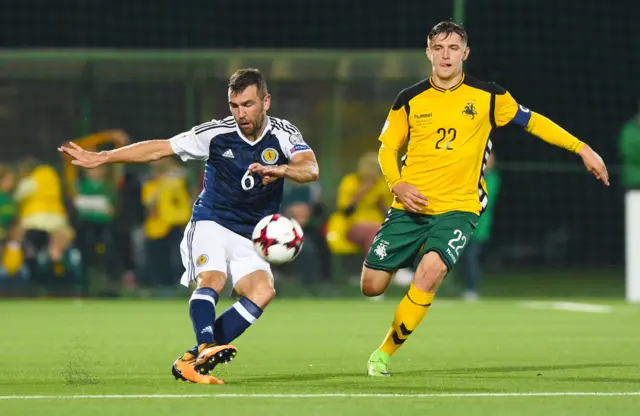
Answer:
[{"left": 364, "top": 208, "right": 479, "bottom": 272}]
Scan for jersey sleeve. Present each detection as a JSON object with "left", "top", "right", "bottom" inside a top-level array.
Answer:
[
  {"left": 275, "top": 120, "right": 313, "bottom": 160},
  {"left": 494, "top": 88, "right": 584, "bottom": 153},
  {"left": 493, "top": 90, "right": 526, "bottom": 127},
  {"left": 169, "top": 120, "right": 219, "bottom": 161},
  {"left": 283, "top": 132, "right": 313, "bottom": 160},
  {"left": 378, "top": 92, "right": 410, "bottom": 191}
]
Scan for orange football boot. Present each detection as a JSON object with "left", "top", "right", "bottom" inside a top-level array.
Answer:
[
  {"left": 172, "top": 352, "right": 224, "bottom": 384},
  {"left": 194, "top": 344, "right": 237, "bottom": 375}
]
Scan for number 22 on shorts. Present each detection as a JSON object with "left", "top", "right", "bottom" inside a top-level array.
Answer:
[{"left": 447, "top": 229, "right": 467, "bottom": 259}]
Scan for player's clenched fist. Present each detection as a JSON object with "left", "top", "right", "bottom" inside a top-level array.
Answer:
[
  {"left": 248, "top": 162, "right": 284, "bottom": 185},
  {"left": 578, "top": 144, "right": 609, "bottom": 186},
  {"left": 392, "top": 181, "right": 428, "bottom": 213}
]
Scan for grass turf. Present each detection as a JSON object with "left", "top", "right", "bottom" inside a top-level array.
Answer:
[{"left": 0, "top": 297, "right": 639, "bottom": 415}]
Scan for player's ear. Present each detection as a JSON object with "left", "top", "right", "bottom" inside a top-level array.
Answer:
[
  {"left": 462, "top": 46, "right": 470, "bottom": 61},
  {"left": 425, "top": 47, "right": 433, "bottom": 63},
  {"left": 263, "top": 93, "right": 271, "bottom": 112}
]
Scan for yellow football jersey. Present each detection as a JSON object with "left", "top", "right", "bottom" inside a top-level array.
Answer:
[
  {"left": 336, "top": 173, "right": 391, "bottom": 225},
  {"left": 378, "top": 74, "right": 584, "bottom": 216}
]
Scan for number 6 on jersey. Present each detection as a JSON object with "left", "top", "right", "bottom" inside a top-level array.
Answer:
[{"left": 241, "top": 169, "right": 255, "bottom": 190}]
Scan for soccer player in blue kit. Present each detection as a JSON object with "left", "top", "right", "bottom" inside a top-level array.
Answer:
[{"left": 59, "top": 69, "right": 319, "bottom": 384}]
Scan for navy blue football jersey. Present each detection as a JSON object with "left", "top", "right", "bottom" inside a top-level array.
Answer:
[{"left": 170, "top": 116, "right": 313, "bottom": 238}]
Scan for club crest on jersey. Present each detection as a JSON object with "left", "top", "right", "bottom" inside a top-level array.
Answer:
[
  {"left": 196, "top": 254, "right": 209, "bottom": 267},
  {"left": 261, "top": 148, "right": 279, "bottom": 165},
  {"left": 462, "top": 102, "right": 477, "bottom": 119}
]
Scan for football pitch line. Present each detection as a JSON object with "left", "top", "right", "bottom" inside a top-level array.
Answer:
[
  {"left": 520, "top": 301, "right": 613, "bottom": 313},
  {"left": 1, "top": 392, "right": 640, "bottom": 400}
]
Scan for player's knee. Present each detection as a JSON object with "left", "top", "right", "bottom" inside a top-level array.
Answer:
[
  {"left": 414, "top": 251, "right": 448, "bottom": 293},
  {"left": 360, "top": 267, "right": 390, "bottom": 297},
  {"left": 244, "top": 283, "right": 276, "bottom": 309},
  {"left": 258, "top": 284, "right": 276, "bottom": 304},
  {"left": 233, "top": 271, "right": 276, "bottom": 308},
  {"left": 196, "top": 271, "right": 227, "bottom": 293}
]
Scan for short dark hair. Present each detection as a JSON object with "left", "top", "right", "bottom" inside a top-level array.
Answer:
[
  {"left": 427, "top": 21, "right": 468, "bottom": 45},
  {"left": 228, "top": 68, "right": 268, "bottom": 98}
]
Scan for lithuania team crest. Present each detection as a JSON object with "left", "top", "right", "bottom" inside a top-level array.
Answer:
[
  {"left": 261, "top": 148, "right": 279, "bottom": 165},
  {"left": 462, "top": 102, "right": 477, "bottom": 119}
]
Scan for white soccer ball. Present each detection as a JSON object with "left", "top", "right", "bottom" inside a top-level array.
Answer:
[{"left": 252, "top": 214, "right": 304, "bottom": 264}]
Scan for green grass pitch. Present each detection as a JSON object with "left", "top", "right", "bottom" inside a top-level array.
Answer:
[{"left": 1, "top": 297, "right": 639, "bottom": 415}]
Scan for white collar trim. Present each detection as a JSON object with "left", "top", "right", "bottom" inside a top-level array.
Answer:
[{"left": 235, "top": 116, "right": 272, "bottom": 146}]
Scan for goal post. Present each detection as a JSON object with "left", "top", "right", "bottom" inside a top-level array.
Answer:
[{"left": 626, "top": 190, "right": 640, "bottom": 303}]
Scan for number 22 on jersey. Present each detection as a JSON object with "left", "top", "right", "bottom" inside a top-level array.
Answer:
[{"left": 435, "top": 128, "right": 457, "bottom": 150}]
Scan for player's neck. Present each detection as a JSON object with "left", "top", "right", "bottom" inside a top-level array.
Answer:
[
  {"left": 245, "top": 126, "right": 265, "bottom": 142},
  {"left": 243, "top": 117, "right": 268, "bottom": 142},
  {"left": 430, "top": 71, "right": 464, "bottom": 90}
]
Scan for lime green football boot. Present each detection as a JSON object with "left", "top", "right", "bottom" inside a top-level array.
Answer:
[{"left": 367, "top": 349, "right": 391, "bottom": 377}]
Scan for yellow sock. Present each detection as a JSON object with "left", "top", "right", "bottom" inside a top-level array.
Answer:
[{"left": 379, "top": 283, "right": 434, "bottom": 356}]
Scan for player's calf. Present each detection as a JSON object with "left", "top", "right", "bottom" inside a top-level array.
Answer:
[
  {"left": 190, "top": 271, "right": 226, "bottom": 347},
  {"left": 366, "top": 253, "right": 445, "bottom": 376},
  {"left": 360, "top": 267, "right": 393, "bottom": 297},
  {"left": 208, "top": 270, "right": 273, "bottom": 352},
  {"left": 187, "top": 270, "right": 237, "bottom": 376},
  {"left": 233, "top": 270, "right": 276, "bottom": 308}
]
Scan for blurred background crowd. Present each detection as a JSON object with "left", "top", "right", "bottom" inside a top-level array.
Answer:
[
  {"left": 0, "top": 0, "right": 638, "bottom": 300},
  {"left": 0, "top": 134, "right": 504, "bottom": 299}
]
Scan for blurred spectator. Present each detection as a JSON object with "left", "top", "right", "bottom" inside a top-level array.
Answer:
[
  {"left": 280, "top": 181, "right": 331, "bottom": 284},
  {"left": 619, "top": 107, "right": 640, "bottom": 190},
  {"left": 74, "top": 165, "right": 118, "bottom": 292},
  {"left": 459, "top": 152, "right": 501, "bottom": 301},
  {"left": 33, "top": 225, "right": 82, "bottom": 296},
  {"left": 63, "top": 129, "right": 130, "bottom": 198},
  {"left": 0, "top": 220, "right": 29, "bottom": 290},
  {"left": 141, "top": 159, "right": 191, "bottom": 287},
  {"left": 332, "top": 152, "right": 391, "bottom": 254},
  {"left": 113, "top": 168, "right": 146, "bottom": 290},
  {"left": 0, "top": 165, "right": 17, "bottom": 240},
  {"left": 14, "top": 157, "right": 68, "bottom": 252}
]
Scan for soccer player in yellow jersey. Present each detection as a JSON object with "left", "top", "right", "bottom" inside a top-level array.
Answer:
[{"left": 363, "top": 21, "right": 609, "bottom": 376}]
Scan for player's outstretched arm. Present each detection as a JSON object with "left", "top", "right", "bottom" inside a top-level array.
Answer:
[
  {"left": 59, "top": 139, "right": 175, "bottom": 168},
  {"left": 494, "top": 90, "right": 609, "bottom": 186},
  {"left": 521, "top": 112, "right": 609, "bottom": 186},
  {"left": 249, "top": 151, "right": 319, "bottom": 184}
]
